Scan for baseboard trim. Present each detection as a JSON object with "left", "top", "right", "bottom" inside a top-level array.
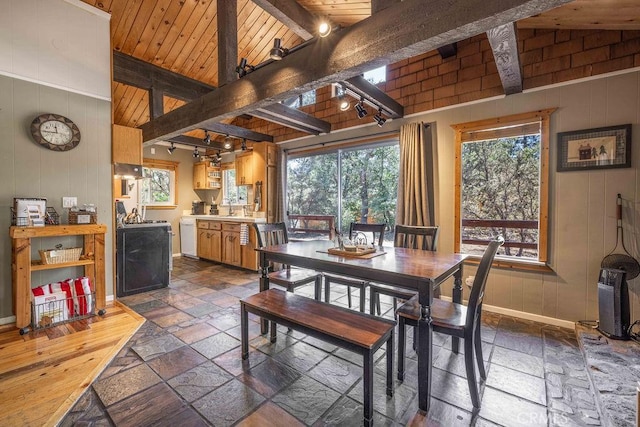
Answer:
[{"left": 439, "top": 296, "right": 574, "bottom": 329}]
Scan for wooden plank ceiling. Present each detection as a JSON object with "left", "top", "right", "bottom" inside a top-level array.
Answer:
[{"left": 81, "top": 0, "right": 640, "bottom": 136}]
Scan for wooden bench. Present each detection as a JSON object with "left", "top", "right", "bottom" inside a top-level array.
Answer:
[{"left": 240, "top": 288, "right": 395, "bottom": 426}]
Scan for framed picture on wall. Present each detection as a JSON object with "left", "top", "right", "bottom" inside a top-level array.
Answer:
[{"left": 557, "top": 124, "right": 632, "bottom": 172}]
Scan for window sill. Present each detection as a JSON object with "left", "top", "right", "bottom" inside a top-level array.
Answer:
[
  {"left": 145, "top": 205, "right": 177, "bottom": 210},
  {"left": 463, "top": 255, "right": 554, "bottom": 273}
]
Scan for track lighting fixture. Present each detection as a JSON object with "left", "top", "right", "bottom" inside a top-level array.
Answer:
[
  {"left": 269, "top": 38, "right": 288, "bottom": 60},
  {"left": 167, "top": 142, "right": 176, "bottom": 155},
  {"left": 223, "top": 135, "right": 232, "bottom": 150},
  {"left": 373, "top": 108, "right": 387, "bottom": 127},
  {"left": 339, "top": 97, "right": 350, "bottom": 111},
  {"left": 318, "top": 21, "right": 332, "bottom": 38},
  {"left": 355, "top": 98, "right": 368, "bottom": 119},
  {"left": 203, "top": 130, "right": 211, "bottom": 145},
  {"left": 214, "top": 151, "right": 222, "bottom": 162},
  {"left": 192, "top": 146, "right": 199, "bottom": 158},
  {"left": 235, "top": 57, "right": 255, "bottom": 78},
  {"left": 241, "top": 138, "right": 247, "bottom": 151}
]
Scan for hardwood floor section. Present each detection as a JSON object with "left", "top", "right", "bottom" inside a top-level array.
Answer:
[{"left": 0, "top": 302, "right": 145, "bottom": 427}]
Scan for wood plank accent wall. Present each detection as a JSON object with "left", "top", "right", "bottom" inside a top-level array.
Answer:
[{"left": 233, "top": 29, "right": 640, "bottom": 143}]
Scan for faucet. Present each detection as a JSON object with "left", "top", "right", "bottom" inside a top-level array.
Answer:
[{"left": 242, "top": 205, "right": 247, "bottom": 217}]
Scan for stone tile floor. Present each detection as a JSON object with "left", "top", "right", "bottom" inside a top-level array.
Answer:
[{"left": 61, "top": 257, "right": 604, "bottom": 426}]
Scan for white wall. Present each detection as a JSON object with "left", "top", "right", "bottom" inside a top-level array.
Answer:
[
  {"left": 0, "top": 0, "right": 111, "bottom": 322},
  {"left": 0, "top": 0, "right": 111, "bottom": 101}
]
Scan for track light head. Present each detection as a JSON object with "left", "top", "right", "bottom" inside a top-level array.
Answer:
[
  {"left": 236, "top": 57, "right": 254, "bottom": 77},
  {"left": 241, "top": 138, "right": 247, "bottom": 151},
  {"left": 167, "top": 142, "right": 176, "bottom": 155},
  {"left": 192, "top": 146, "right": 200, "bottom": 158},
  {"left": 270, "top": 38, "right": 288, "bottom": 60},
  {"left": 223, "top": 135, "right": 232, "bottom": 150},
  {"left": 203, "top": 130, "right": 211, "bottom": 145},
  {"left": 318, "top": 21, "right": 332, "bottom": 38},
  {"left": 355, "top": 99, "right": 368, "bottom": 119},
  {"left": 373, "top": 108, "right": 387, "bottom": 127}
]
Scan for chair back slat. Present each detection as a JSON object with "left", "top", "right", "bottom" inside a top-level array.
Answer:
[
  {"left": 253, "top": 222, "right": 289, "bottom": 248},
  {"left": 465, "top": 237, "right": 504, "bottom": 327},
  {"left": 349, "top": 222, "right": 386, "bottom": 247},
  {"left": 394, "top": 225, "right": 439, "bottom": 251}
]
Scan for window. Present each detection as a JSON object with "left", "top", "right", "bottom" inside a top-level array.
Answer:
[
  {"left": 451, "top": 109, "right": 555, "bottom": 266},
  {"left": 282, "top": 89, "right": 316, "bottom": 109},
  {"left": 287, "top": 139, "right": 399, "bottom": 242},
  {"left": 363, "top": 65, "right": 386, "bottom": 84},
  {"left": 140, "top": 159, "right": 178, "bottom": 207},
  {"left": 222, "top": 168, "right": 248, "bottom": 205}
]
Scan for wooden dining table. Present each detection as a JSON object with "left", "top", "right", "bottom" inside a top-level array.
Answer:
[{"left": 255, "top": 240, "right": 468, "bottom": 413}]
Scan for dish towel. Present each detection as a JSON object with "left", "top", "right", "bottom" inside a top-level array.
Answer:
[{"left": 240, "top": 223, "right": 249, "bottom": 245}]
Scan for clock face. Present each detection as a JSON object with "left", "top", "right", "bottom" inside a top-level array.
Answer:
[{"left": 30, "top": 114, "right": 81, "bottom": 151}]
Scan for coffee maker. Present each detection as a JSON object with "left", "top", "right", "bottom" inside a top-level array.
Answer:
[{"left": 192, "top": 201, "right": 205, "bottom": 215}]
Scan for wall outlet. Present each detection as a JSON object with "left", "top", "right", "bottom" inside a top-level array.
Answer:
[
  {"left": 151, "top": 147, "right": 156, "bottom": 154},
  {"left": 62, "top": 197, "right": 77, "bottom": 208}
]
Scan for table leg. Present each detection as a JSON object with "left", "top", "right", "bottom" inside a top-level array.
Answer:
[
  {"left": 451, "top": 266, "right": 464, "bottom": 354},
  {"left": 386, "top": 328, "right": 394, "bottom": 397},
  {"left": 240, "top": 302, "right": 249, "bottom": 360},
  {"left": 417, "top": 280, "right": 433, "bottom": 412},
  {"left": 363, "top": 350, "right": 373, "bottom": 426},
  {"left": 259, "top": 251, "right": 269, "bottom": 335}
]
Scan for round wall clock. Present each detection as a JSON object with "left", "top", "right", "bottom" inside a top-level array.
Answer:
[{"left": 30, "top": 113, "right": 81, "bottom": 151}]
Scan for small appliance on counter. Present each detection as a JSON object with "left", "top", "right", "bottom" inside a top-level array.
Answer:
[
  {"left": 209, "top": 202, "right": 219, "bottom": 215},
  {"left": 192, "top": 200, "right": 206, "bottom": 215}
]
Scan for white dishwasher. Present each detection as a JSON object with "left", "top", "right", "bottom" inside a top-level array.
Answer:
[{"left": 179, "top": 216, "right": 198, "bottom": 258}]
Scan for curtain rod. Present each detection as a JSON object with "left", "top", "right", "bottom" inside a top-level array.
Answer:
[{"left": 284, "top": 123, "right": 430, "bottom": 155}]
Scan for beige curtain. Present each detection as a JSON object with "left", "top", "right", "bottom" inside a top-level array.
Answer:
[
  {"left": 396, "top": 122, "right": 436, "bottom": 226},
  {"left": 274, "top": 149, "right": 287, "bottom": 223}
]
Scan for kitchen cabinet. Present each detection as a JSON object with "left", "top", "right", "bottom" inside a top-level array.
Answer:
[
  {"left": 266, "top": 144, "right": 277, "bottom": 167},
  {"left": 193, "top": 161, "right": 221, "bottom": 190},
  {"left": 196, "top": 220, "right": 258, "bottom": 270},
  {"left": 241, "top": 225, "right": 258, "bottom": 270},
  {"left": 235, "top": 152, "right": 254, "bottom": 186},
  {"left": 9, "top": 224, "right": 107, "bottom": 329},
  {"left": 197, "top": 221, "right": 221, "bottom": 262},
  {"left": 112, "top": 124, "right": 142, "bottom": 165},
  {"left": 222, "top": 223, "right": 241, "bottom": 266}
]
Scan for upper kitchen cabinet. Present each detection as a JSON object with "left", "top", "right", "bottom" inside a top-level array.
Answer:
[
  {"left": 193, "top": 161, "right": 221, "bottom": 190},
  {"left": 235, "top": 151, "right": 254, "bottom": 186},
  {"left": 112, "top": 125, "right": 142, "bottom": 165},
  {"left": 249, "top": 142, "right": 278, "bottom": 222}
]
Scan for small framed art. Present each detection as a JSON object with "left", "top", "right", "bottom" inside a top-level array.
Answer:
[{"left": 557, "top": 124, "right": 631, "bottom": 172}]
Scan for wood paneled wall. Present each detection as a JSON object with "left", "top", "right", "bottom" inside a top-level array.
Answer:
[{"left": 408, "top": 71, "right": 639, "bottom": 323}]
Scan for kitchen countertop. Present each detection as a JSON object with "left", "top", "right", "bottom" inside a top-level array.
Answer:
[{"left": 186, "top": 215, "right": 267, "bottom": 223}]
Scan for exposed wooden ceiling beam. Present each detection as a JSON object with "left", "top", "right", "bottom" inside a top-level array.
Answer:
[
  {"left": 371, "top": 0, "right": 401, "bottom": 14},
  {"left": 251, "top": 0, "right": 316, "bottom": 40},
  {"left": 113, "top": 51, "right": 214, "bottom": 102},
  {"left": 217, "top": 0, "right": 237, "bottom": 86},
  {"left": 203, "top": 122, "right": 274, "bottom": 142},
  {"left": 341, "top": 76, "right": 404, "bottom": 118},
  {"left": 252, "top": 103, "right": 331, "bottom": 135},
  {"left": 140, "top": 0, "right": 573, "bottom": 144},
  {"left": 487, "top": 23, "right": 523, "bottom": 95}
]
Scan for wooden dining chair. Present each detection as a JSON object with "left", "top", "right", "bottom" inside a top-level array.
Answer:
[
  {"left": 396, "top": 237, "right": 504, "bottom": 409},
  {"left": 253, "top": 222, "right": 322, "bottom": 300},
  {"left": 323, "top": 222, "right": 386, "bottom": 312},
  {"left": 369, "top": 225, "right": 440, "bottom": 316}
]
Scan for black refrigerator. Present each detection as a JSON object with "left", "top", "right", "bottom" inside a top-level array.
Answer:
[{"left": 116, "top": 223, "right": 172, "bottom": 297}]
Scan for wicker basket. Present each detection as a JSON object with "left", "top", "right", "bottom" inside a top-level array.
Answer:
[{"left": 39, "top": 247, "right": 83, "bottom": 264}]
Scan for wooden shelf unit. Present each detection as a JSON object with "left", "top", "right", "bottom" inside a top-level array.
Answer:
[{"left": 10, "top": 224, "right": 107, "bottom": 329}]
